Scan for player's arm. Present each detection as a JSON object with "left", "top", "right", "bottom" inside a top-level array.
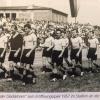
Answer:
[
  {"left": 77, "top": 38, "right": 83, "bottom": 56},
  {"left": 1, "top": 39, "right": 7, "bottom": 57},
  {"left": 47, "top": 39, "right": 54, "bottom": 51},
  {"left": 59, "top": 45, "right": 66, "bottom": 58},
  {"left": 29, "top": 40, "right": 37, "bottom": 54},
  {"left": 59, "top": 40, "right": 66, "bottom": 58},
  {"left": 95, "top": 38, "right": 99, "bottom": 54}
]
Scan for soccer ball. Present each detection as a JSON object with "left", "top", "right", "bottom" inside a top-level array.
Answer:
[
  {"left": 52, "top": 68, "right": 58, "bottom": 74},
  {"left": 74, "top": 67, "right": 82, "bottom": 76},
  {"left": 67, "top": 68, "right": 74, "bottom": 76}
]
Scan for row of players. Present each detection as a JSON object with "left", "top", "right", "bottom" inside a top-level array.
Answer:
[
  {"left": 0, "top": 24, "right": 99, "bottom": 85},
  {"left": 40, "top": 28, "right": 99, "bottom": 81}
]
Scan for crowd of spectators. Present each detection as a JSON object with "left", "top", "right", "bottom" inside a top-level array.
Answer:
[{"left": 0, "top": 16, "right": 100, "bottom": 41}]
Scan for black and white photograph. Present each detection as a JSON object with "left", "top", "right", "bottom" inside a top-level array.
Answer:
[{"left": 0, "top": 0, "right": 100, "bottom": 95}]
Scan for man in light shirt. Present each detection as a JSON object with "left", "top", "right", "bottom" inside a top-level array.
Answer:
[
  {"left": 50, "top": 29, "right": 66, "bottom": 81},
  {"left": 0, "top": 27, "right": 8, "bottom": 78},
  {"left": 21, "top": 25, "right": 37, "bottom": 85},
  {"left": 70, "top": 29, "right": 83, "bottom": 76},
  {"left": 40, "top": 31, "right": 54, "bottom": 73},
  {"left": 87, "top": 30, "right": 99, "bottom": 72}
]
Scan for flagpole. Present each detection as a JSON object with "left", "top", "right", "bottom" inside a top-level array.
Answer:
[{"left": 75, "top": 17, "right": 77, "bottom": 24}]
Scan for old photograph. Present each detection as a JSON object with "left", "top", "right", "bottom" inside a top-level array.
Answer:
[{"left": 0, "top": 0, "right": 100, "bottom": 92}]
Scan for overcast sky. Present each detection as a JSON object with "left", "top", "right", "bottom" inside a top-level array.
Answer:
[{"left": 0, "top": 0, "right": 100, "bottom": 25}]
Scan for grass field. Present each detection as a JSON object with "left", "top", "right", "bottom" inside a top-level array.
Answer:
[
  {"left": 0, "top": 71, "right": 100, "bottom": 92},
  {"left": 0, "top": 50, "right": 100, "bottom": 92}
]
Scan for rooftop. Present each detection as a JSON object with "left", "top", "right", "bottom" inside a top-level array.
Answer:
[{"left": 0, "top": 5, "right": 68, "bottom": 17}]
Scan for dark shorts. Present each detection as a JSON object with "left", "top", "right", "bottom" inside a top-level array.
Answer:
[
  {"left": 52, "top": 50, "right": 63, "bottom": 66},
  {"left": 21, "top": 49, "right": 35, "bottom": 64},
  {"left": 70, "top": 49, "right": 82, "bottom": 64},
  {"left": 0, "top": 48, "right": 6, "bottom": 63},
  {"left": 42, "top": 47, "right": 52, "bottom": 58},
  {"left": 8, "top": 50, "right": 22, "bottom": 63},
  {"left": 87, "top": 48, "right": 97, "bottom": 60},
  {"left": 63, "top": 47, "right": 68, "bottom": 58}
]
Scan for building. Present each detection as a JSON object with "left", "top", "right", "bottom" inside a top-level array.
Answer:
[{"left": 0, "top": 5, "right": 68, "bottom": 23}]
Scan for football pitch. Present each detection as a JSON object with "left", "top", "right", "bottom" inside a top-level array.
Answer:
[{"left": 0, "top": 49, "right": 100, "bottom": 92}]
